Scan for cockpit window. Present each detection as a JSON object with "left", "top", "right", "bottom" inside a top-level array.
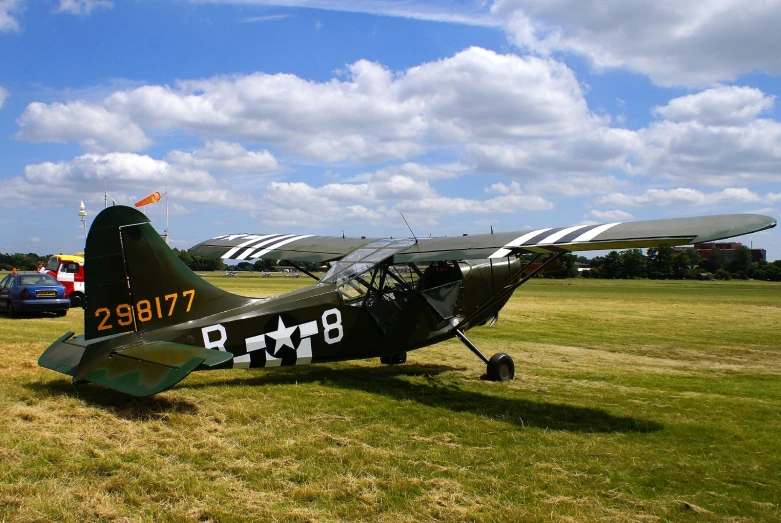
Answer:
[{"left": 320, "top": 238, "right": 420, "bottom": 304}]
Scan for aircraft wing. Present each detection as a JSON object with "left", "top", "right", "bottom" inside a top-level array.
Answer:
[
  {"left": 394, "top": 214, "right": 777, "bottom": 262},
  {"left": 190, "top": 214, "right": 775, "bottom": 263},
  {"left": 190, "top": 234, "right": 380, "bottom": 263}
]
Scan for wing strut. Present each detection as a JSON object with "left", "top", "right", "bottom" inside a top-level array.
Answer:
[{"left": 286, "top": 261, "right": 320, "bottom": 281}]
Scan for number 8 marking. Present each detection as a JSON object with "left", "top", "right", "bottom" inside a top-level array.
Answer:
[{"left": 321, "top": 308, "right": 343, "bottom": 344}]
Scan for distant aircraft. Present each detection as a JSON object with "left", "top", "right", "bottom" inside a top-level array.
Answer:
[{"left": 39, "top": 206, "right": 776, "bottom": 397}]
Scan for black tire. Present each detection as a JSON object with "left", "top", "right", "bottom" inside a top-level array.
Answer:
[
  {"left": 56, "top": 310, "right": 67, "bottom": 317},
  {"left": 70, "top": 294, "right": 82, "bottom": 307},
  {"left": 486, "top": 353, "right": 514, "bottom": 381},
  {"left": 380, "top": 352, "right": 407, "bottom": 365}
]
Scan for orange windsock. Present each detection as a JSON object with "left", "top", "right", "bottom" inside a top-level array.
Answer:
[{"left": 134, "top": 191, "right": 162, "bottom": 207}]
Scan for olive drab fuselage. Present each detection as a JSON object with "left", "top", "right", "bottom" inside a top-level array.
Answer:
[{"left": 150, "top": 257, "right": 522, "bottom": 370}]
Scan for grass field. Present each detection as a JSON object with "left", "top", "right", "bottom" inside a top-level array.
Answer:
[{"left": 1, "top": 276, "right": 780, "bottom": 522}]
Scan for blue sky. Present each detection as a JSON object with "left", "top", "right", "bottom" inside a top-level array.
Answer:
[{"left": 1, "top": 0, "right": 780, "bottom": 260}]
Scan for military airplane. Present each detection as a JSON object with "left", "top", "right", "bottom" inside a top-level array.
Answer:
[{"left": 39, "top": 206, "right": 776, "bottom": 397}]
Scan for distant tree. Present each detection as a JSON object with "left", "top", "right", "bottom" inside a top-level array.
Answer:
[
  {"left": 753, "top": 261, "right": 781, "bottom": 281},
  {"left": 728, "top": 246, "right": 753, "bottom": 275},
  {"left": 173, "top": 248, "right": 193, "bottom": 267},
  {"left": 620, "top": 249, "right": 647, "bottom": 279},
  {"left": 253, "top": 259, "right": 275, "bottom": 272},
  {"left": 705, "top": 248, "right": 728, "bottom": 273},
  {"left": 0, "top": 252, "right": 42, "bottom": 271},
  {"left": 602, "top": 251, "right": 622, "bottom": 279},
  {"left": 714, "top": 268, "right": 731, "bottom": 280},
  {"left": 673, "top": 248, "right": 698, "bottom": 279},
  {"left": 548, "top": 253, "right": 579, "bottom": 278},
  {"left": 235, "top": 262, "right": 253, "bottom": 271},
  {"left": 647, "top": 247, "right": 675, "bottom": 279},
  {"left": 173, "top": 248, "right": 224, "bottom": 271}
]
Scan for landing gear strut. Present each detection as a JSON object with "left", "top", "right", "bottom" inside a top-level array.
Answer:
[{"left": 455, "top": 329, "right": 515, "bottom": 381}]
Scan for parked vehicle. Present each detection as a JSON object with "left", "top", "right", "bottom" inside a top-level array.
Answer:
[
  {"left": 0, "top": 272, "right": 70, "bottom": 317},
  {"left": 44, "top": 254, "right": 86, "bottom": 306}
]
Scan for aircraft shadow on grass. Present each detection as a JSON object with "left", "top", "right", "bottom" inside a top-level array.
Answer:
[
  {"left": 35, "top": 363, "right": 661, "bottom": 432},
  {"left": 34, "top": 381, "right": 200, "bottom": 420}
]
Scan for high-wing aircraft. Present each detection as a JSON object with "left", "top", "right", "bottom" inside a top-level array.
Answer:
[{"left": 39, "top": 206, "right": 776, "bottom": 397}]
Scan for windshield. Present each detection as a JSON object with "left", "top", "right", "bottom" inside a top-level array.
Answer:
[
  {"left": 20, "top": 274, "right": 60, "bottom": 286},
  {"left": 46, "top": 257, "right": 59, "bottom": 271},
  {"left": 320, "top": 238, "right": 419, "bottom": 303}
]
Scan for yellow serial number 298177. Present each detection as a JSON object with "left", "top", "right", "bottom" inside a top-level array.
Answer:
[{"left": 94, "top": 290, "right": 195, "bottom": 331}]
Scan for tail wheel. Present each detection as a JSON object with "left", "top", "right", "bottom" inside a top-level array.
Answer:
[
  {"left": 380, "top": 352, "right": 407, "bottom": 365},
  {"left": 486, "top": 353, "right": 514, "bottom": 381}
]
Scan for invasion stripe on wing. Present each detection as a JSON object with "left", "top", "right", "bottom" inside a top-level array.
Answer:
[
  {"left": 536, "top": 225, "right": 591, "bottom": 245},
  {"left": 488, "top": 222, "right": 624, "bottom": 258},
  {"left": 222, "top": 234, "right": 282, "bottom": 259},
  {"left": 570, "top": 222, "right": 621, "bottom": 243},
  {"left": 488, "top": 228, "right": 553, "bottom": 258},
  {"left": 250, "top": 235, "right": 315, "bottom": 259},
  {"left": 237, "top": 235, "right": 298, "bottom": 260}
]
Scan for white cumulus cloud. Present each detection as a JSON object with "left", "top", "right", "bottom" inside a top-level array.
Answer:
[
  {"left": 652, "top": 86, "right": 775, "bottom": 126},
  {"left": 493, "top": 0, "right": 781, "bottom": 86},
  {"left": 0, "top": 0, "right": 22, "bottom": 32},
  {"left": 0, "top": 86, "right": 8, "bottom": 108},
  {"left": 166, "top": 141, "right": 283, "bottom": 174},
  {"left": 15, "top": 47, "right": 612, "bottom": 167},
  {"left": 16, "top": 101, "right": 151, "bottom": 152},
  {"left": 587, "top": 209, "right": 635, "bottom": 222},
  {"left": 597, "top": 188, "right": 780, "bottom": 208},
  {"left": 56, "top": 0, "right": 113, "bottom": 15},
  {"left": 11, "top": 152, "right": 255, "bottom": 210}
]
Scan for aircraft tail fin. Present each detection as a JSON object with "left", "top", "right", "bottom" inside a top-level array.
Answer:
[{"left": 84, "top": 205, "right": 251, "bottom": 340}]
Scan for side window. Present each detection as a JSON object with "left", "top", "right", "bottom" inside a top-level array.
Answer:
[{"left": 0, "top": 276, "right": 9, "bottom": 290}]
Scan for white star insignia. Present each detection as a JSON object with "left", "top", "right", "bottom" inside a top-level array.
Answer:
[{"left": 265, "top": 317, "right": 298, "bottom": 355}]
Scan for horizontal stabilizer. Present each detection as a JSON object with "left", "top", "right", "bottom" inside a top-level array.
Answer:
[
  {"left": 40, "top": 332, "right": 233, "bottom": 397},
  {"left": 119, "top": 343, "right": 233, "bottom": 369},
  {"left": 38, "top": 332, "right": 84, "bottom": 377},
  {"left": 83, "top": 342, "right": 233, "bottom": 397}
]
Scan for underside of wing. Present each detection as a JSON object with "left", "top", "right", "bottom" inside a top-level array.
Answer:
[
  {"left": 393, "top": 214, "right": 777, "bottom": 262},
  {"left": 190, "top": 234, "right": 380, "bottom": 263}
]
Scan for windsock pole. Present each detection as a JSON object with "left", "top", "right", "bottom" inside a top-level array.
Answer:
[{"left": 165, "top": 188, "right": 169, "bottom": 244}]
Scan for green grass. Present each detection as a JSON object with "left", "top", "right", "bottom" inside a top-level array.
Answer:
[{"left": 1, "top": 277, "right": 780, "bottom": 521}]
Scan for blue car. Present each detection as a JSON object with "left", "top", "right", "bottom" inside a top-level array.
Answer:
[{"left": 0, "top": 272, "right": 70, "bottom": 317}]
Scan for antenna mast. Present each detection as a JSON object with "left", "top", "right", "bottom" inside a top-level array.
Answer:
[{"left": 400, "top": 212, "right": 418, "bottom": 244}]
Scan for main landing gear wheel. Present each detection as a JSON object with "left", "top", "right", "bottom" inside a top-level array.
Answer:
[
  {"left": 454, "top": 329, "right": 515, "bottom": 382},
  {"left": 486, "top": 353, "right": 514, "bottom": 381},
  {"left": 380, "top": 352, "right": 407, "bottom": 365}
]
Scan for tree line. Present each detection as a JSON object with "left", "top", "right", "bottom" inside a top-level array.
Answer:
[{"left": 569, "top": 246, "right": 781, "bottom": 281}]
